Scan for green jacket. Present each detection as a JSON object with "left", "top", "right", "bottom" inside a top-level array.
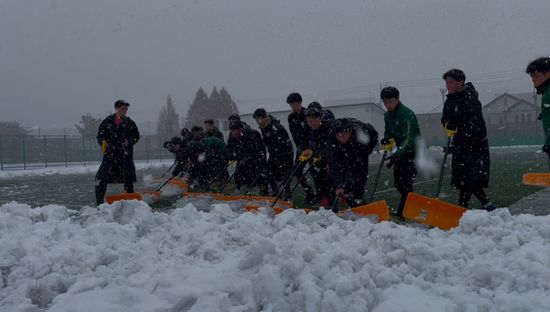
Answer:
[
  {"left": 541, "top": 84, "right": 550, "bottom": 145},
  {"left": 384, "top": 102, "right": 421, "bottom": 158}
]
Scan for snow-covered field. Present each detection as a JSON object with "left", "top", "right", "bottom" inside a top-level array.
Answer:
[{"left": 1, "top": 199, "right": 550, "bottom": 311}]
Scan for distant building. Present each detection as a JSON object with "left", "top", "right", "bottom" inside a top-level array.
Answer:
[{"left": 418, "top": 92, "right": 543, "bottom": 147}]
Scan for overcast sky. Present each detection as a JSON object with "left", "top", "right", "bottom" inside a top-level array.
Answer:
[{"left": 1, "top": 0, "right": 549, "bottom": 130}]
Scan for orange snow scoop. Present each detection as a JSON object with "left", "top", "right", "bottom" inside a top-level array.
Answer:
[
  {"left": 105, "top": 192, "right": 142, "bottom": 204},
  {"left": 402, "top": 124, "right": 465, "bottom": 230},
  {"left": 523, "top": 173, "right": 550, "bottom": 186},
  {"left": 337, "top": 200, "right": 390, "bottom": 221},
  {"left": 403, "top": 193, "right": 466, "bottom": 230}
]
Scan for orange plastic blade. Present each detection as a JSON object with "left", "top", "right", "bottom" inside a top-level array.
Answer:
[
  {"left": 105, "top": 192, "right": 142, "bottom": 204},
  {"left": 243, "top": 205, "right": 285, "bottom": 214},
  {"left": 168, "top": 179, "right": 189, "bottom": 191},
  {"left": 522, "top": 173, "right": 550, "bottom": 187},
  {"left": 350, "top": 200, "right": 390, "bottom": 221},
  {"left": 403, "top": 192, "right": 466, "bottom": 230},
  {"left": 140, "top": 190, "right": 161, "bottom": 203}
]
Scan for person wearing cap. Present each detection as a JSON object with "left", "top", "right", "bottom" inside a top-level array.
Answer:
[
  {"left": 302, "top": 105, "right": 335, "bottom": 207},
  {"left": 286, "top": 92, "right": 315, "bottom": 203},
  {"left": 441, "top": 69, "right": 494, "bottom": 211},
  {"left": 253, "top": 108, "right": 294, "bottom": 198},
  {"left": 329, "top": 118, "right": 378, "bottom": 210},
  {"left": 227, "top": 120, "right": 268, "bottom": 194},
  {"left": 95, "top": 99, "right": 140, "bottom": 205},
  {"left": 380, "top": 87, "right": 420, "bottom": 219},
  {"left": 163, "top": 136, "right": 190, "bottom": 178},
  {"left": 526, "top": 57, "right": 550, "bottom": 159},
  {"left": 204, "top": 119, "right": 224, "bottom": 140}
]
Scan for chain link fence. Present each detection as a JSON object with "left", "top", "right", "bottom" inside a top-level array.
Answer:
[{"left": 0, "top": 135, "right": 173, "bottom": 171}]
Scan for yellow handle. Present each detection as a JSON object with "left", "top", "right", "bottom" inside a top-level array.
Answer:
[
  {"left": 101, "top": 140, "right": 108, "bottom": 154},
  {"left": 299, "top": 152, "right": 311, "bottom": 162},
  {"left": 383, "top": 138, "right": 396, "bottom": 152},
  {"left": 444, "top": 123, "right": 458, "bottom": 138}
]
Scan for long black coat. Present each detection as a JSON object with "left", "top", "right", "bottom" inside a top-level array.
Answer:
[
  {"left": 96, "top": 114, "right": 140, "bottom": 183},
  {"left": 227, "top": 127, "right": 267, "bottom": 185},
  {"left": 259, "top": 116, "right": 294, "bottom": 181},
  {"left": 288, "top": 107, "right": 309, "bottom": 152},
  {"left": 441, "top": 82, "right": 490, "bottom": 189},
  {"left": 328, "top": 119, "right": 378, "bottom": 189}
]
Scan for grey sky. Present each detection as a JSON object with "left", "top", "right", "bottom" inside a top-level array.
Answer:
[{"left": 1, "top": 0, "right": 549, "bottom": 130}]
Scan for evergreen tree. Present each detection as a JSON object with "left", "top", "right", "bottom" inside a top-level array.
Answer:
[
  {"left": 75, "top": 114, "right": 102, "bottom": 141},
  {"left": 185, "top": 87, "right": 239, "bottom": 127},
  {"left": 0, "top": 121, "right": 28, "bottom": 136},
  {"left": 219, "top": 87, "right": 239, "bottom": 117},
  {"left": 185, "top": 87, "right": 209, "bottom": 127},
  {"left": 157, "top": 95, "right": 180, "bottom": 140}
]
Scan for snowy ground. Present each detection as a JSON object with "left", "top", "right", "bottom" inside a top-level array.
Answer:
[{"left": 1, "top": 199, "right": 550, "bottom": 312}]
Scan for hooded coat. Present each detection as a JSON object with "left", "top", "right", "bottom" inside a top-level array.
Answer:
[
  {"left": 441, "top": 82, "right": 490, "bottom": 189},
  {"left": 95, "top": 114, "right": 140, "bottom": 183}
]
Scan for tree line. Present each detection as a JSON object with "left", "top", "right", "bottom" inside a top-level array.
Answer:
[{"left": 0, "top": 87, "right": 238, "bottom": 142}]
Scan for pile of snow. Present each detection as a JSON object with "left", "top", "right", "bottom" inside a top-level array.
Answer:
[{"left": 1, "top": 201, "right": 550, "bottom": 311}]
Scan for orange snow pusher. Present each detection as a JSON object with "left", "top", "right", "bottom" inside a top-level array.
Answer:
[
  {"left": 105, "top": 192, "right": 142, "bottom": 204},
  {"left": 336, "top": 200, "right": 390, "bottom": 221},
  {"left": 522, "top": 173, "right": 550, "bottom": 187},
  {"left": 403, "top": 124, "right": 466, "bottom": 230}
]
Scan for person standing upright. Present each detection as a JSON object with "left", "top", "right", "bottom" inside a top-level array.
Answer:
[
  {"left": 95, "top": 100, "right": 140, "bottom": 205},
  {"left": 380, "top": 87, "right": 420, "bottom": 219},
  {"left": 286, "top": 92, "right": 315, "bottom": 204},
  {"left": 526, "top": 57, "right": 550, "bottom": 159},
  {"left": 441, "top": 69, "right": 495, "bottom": 211}
]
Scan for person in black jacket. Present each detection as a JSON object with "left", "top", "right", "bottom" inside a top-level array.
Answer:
[
  {"left": 329, "top": 118, "right": 378, "bottom": 209},
  {"left": 441, "top": 69, "right": 495, "bottom": 211},
  {"left": 302, "top": 106, "right": 335, "bottom": 206},
  {"left": 95, "top": 100, "right": 140, "bottom": 205},
  {"left": 253, "top": 108, "right": 294, "bottom": 198},
  {"left": 286, "top": 92, "right": 315, "bottom": 203},
  {"left": 227, "top": 120, "right": 268, "bottom": 194}
]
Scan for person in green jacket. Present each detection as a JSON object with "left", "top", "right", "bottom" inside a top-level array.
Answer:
[
  {"left": 380, "top": 87, "right": 421, "bottom": 219},
  {"left": 526, "top": 57, "right": 550, "bottom": 158}
]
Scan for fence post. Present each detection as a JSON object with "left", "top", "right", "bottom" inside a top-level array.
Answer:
[
  {"left": 82, "top": 136, "right": 86, "bottom": 166},
  {"left": 43, "top": 135, "right": 48, "bottom": 168},
  {"left": 63, "top": 135, "right": 68, "bottom": 167},
  {"left": 145, "top": 135, "right": 149, "bottom": 163},
  {"left": 22, "top": 136, "right": 26, "bottom": 170},
  {"left": 0, "top": 136, "right": 3, "bottom": 171}
]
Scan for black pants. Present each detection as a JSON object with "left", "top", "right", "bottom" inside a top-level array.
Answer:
[
  {"left": 95, "top": 179, "right": 134, "bottom": 205},
  {"left": 393, "top": 157, "right": 416, "bottom": 216},
  {"left": 458, "top": 186, "right": 489, "bottom": 208}
]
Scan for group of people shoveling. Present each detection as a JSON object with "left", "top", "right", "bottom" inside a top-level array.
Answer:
[{"left": 95, "top": 59, "right": 550, "bottom": 220}]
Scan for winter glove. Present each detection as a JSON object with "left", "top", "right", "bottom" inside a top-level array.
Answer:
[
  {"left": 299, "top": 151, "right": 312, "bottom": 162},
  {"left": 386, "top": 153, "right": 399, "bottom": 169},
  {"left": 313, "top": 155, "right": 323, "bottom": 164},
  {"left": 380, "top": 138, "right": 395, "bottom": 152},
  {"left": 101, "top": 140, "right": 108, "bottom": 154},
  {"left": 543, "top": 144, "right": 550, "bottom": 155},
  {"left": 443, "top": 123, "right": 457, "bottom": 138},
  {"left": 538, "top": 113, "right": 543, "bottom": 121}
]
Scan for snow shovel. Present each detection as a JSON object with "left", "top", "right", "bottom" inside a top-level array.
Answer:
[
  {"left": 140, "top": 176, "right": 178, "bottom": 203},
  {"left": 522, "top": 155, "right": 550, "bottom": 186},
  {"left": 105, "top": 192, "right": 142, "bottom": 204},
  {"left": 403, "top": 124, "right": 466, "bottom": 230},
  {"left": 270, "top": 155, "right": 310, "bottom": 208},
  {"left": 333, "top": 144, "right": 391, "bottom": 221}
]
